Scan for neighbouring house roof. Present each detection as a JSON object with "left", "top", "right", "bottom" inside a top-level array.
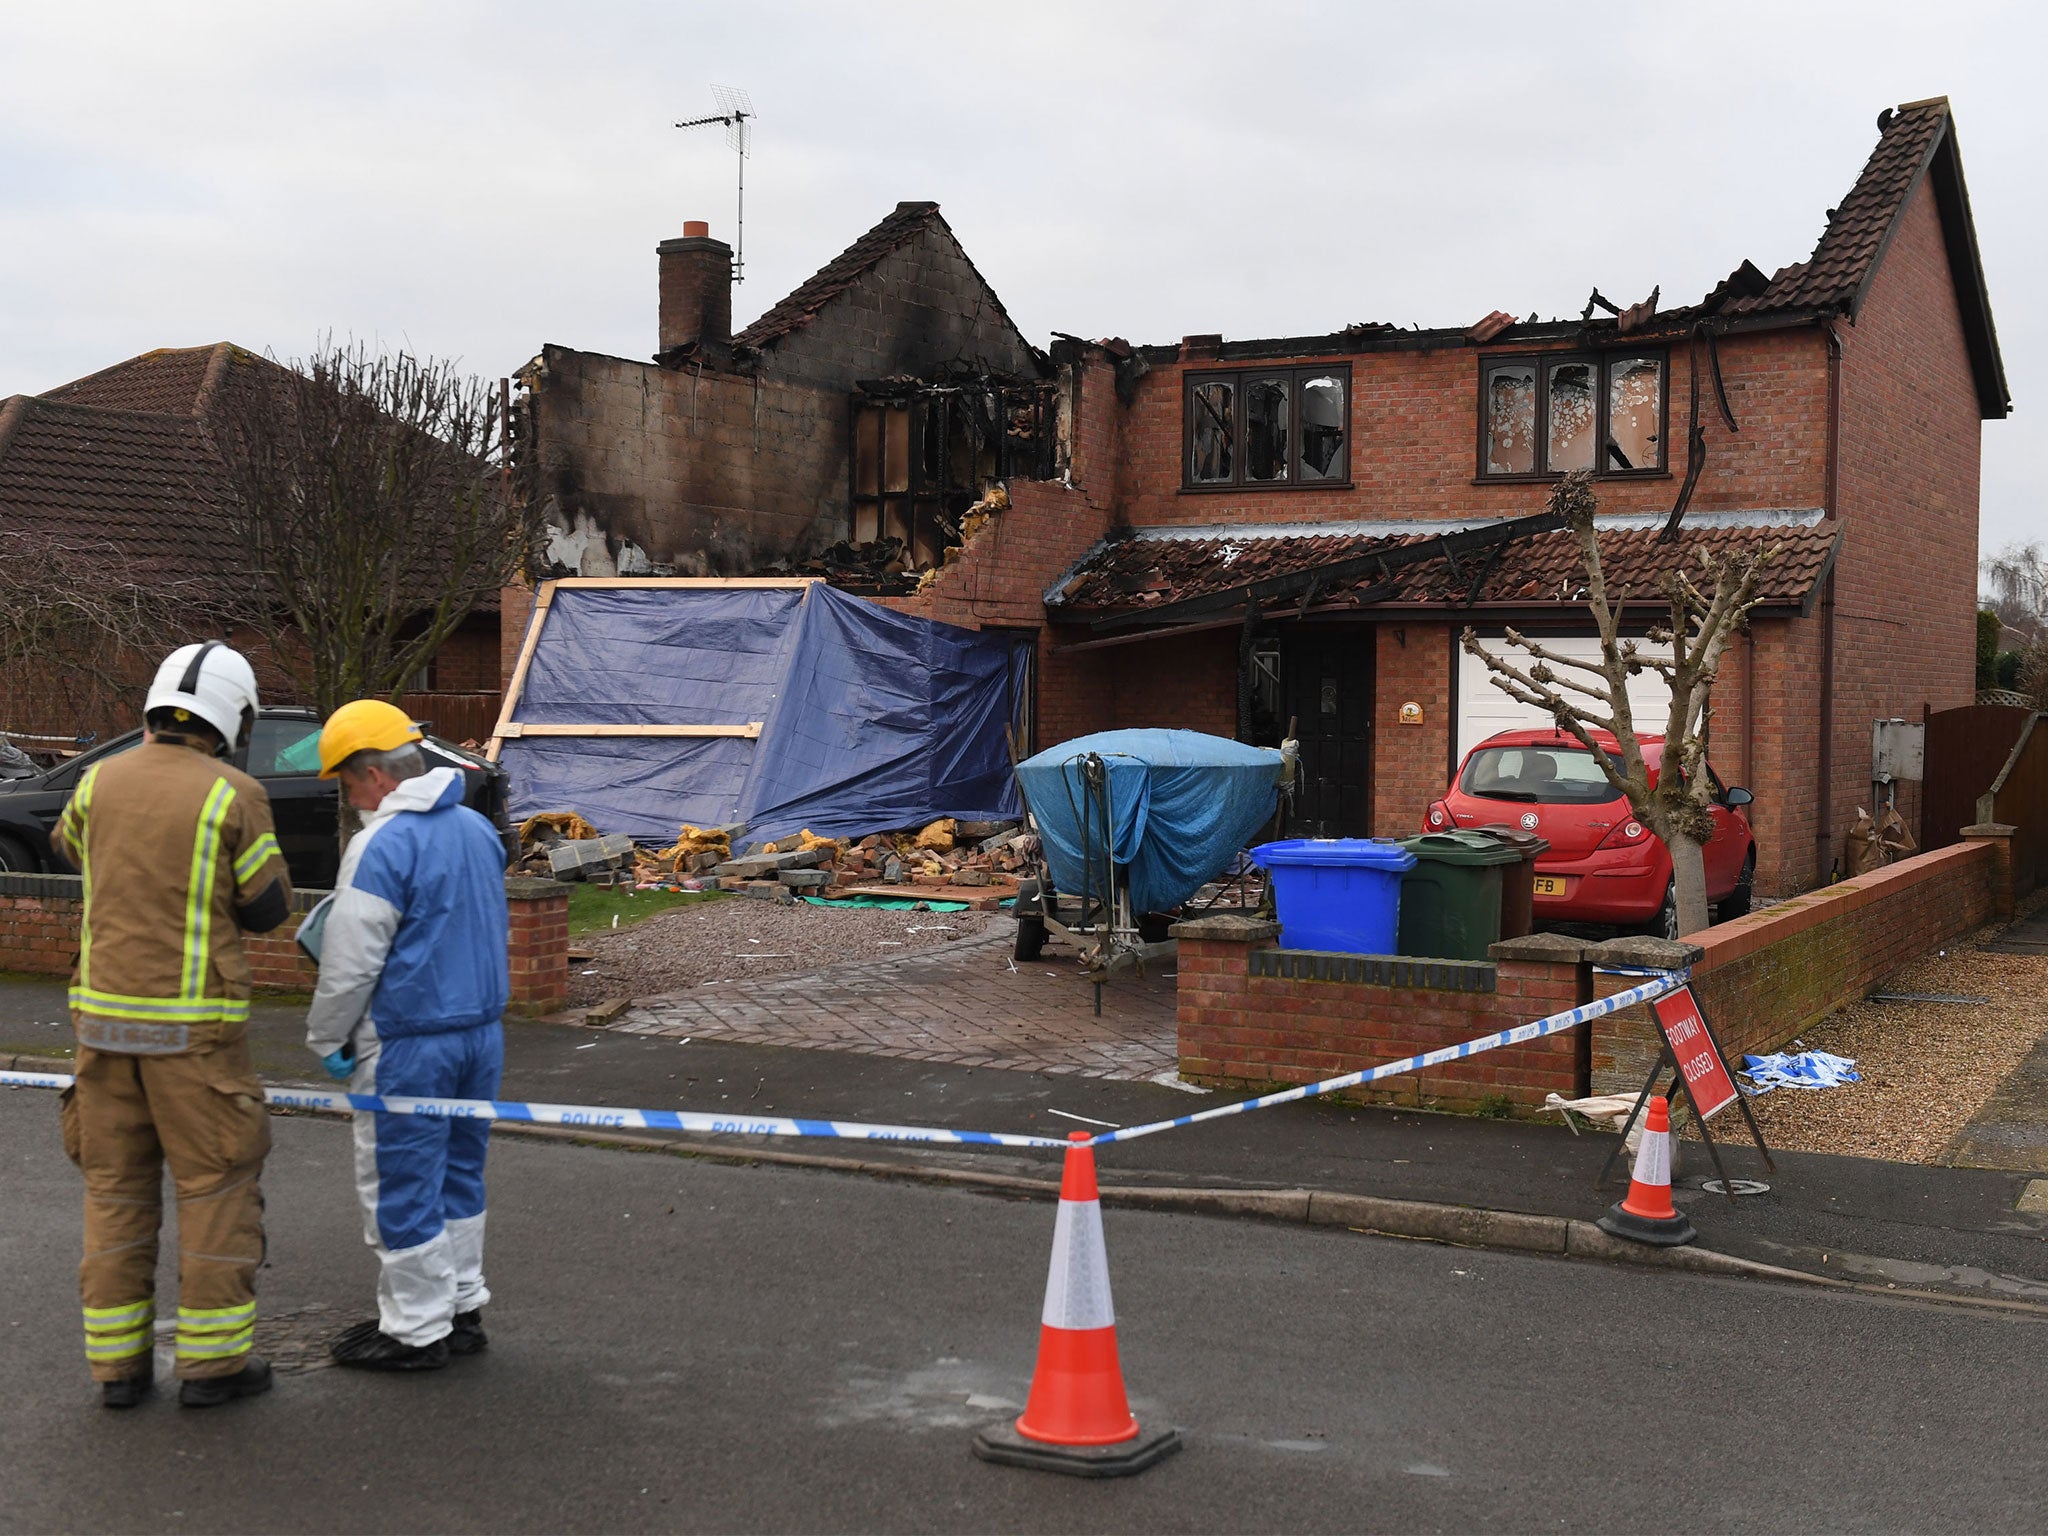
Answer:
[
  {"left": 0, "top": 344, "right": 500, "bottom": 612},
  {"left": 1044, "top": 513, "right": 1840, "bottom": 627},
  {"left": 39, "top": 342, "right": 245, "bottom": 418},
  {"left": 0, "top": 395, "right": 227, "bottom": 573},
  {"left": 733, "top": 200, "right": 1042, "bottom": 370}
]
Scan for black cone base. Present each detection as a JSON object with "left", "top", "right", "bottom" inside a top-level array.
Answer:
[
  {"left": 974, "top": 1421, "right": 1183, "bottom": 1478},
  {"left": 1598, "top": 1203, "right": 1698, "bottom": 1247}
]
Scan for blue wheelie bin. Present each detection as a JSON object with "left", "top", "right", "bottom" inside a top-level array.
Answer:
[{"left": 1250, "top": 838, "right": 1418, "bottom": 954}]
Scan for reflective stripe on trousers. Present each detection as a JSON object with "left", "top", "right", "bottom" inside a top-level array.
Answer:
[{"left": 82, "top": 1299, "right": 155, "bottom": 1364}]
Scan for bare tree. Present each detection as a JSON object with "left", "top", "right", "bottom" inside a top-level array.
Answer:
[
  {"left": 1981, "top": 540, "right": 2046, "bottom": 646},
  {"left": 0, "top": 532, "right": 220, "bottom": 741},
  {"left": 210, "top": 340, "right": 542, "bottom": 716},
  {"left": 1981, "top": 541, "right": 2048, "bottom": 706},
  {"left": 1463, "top": 472, "right": 1776, "bottom": 937}
]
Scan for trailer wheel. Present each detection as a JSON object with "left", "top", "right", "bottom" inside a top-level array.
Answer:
[{"left": 1015, "top": 914, "right": 1048, "bottom": 962}]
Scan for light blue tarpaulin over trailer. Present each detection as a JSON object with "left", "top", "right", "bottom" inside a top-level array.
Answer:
[
  {"left": 1015, "top": 729, "right": 1280, "bottom": 915},
  {"left": 501, "top": 581, "right": 1021, "bottom": 850}
]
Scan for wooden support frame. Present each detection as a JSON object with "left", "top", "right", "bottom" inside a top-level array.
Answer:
[
  {"left": 496, "top": 722, "right": 761, "bottom": 740},
  {"left": 487, "top": 577, "right": 818, "bottom": 762}
]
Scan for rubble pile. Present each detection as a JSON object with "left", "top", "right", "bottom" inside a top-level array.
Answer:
[{"left": 513, "top": 812, "right": 1032, "bottom": 911}]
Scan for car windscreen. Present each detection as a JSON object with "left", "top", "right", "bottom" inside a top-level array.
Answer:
[
  {"left": 249, "top": 717, "right": 325, "bottom": 775},
  {"left": 1459, "top": 745, "right": 1623, "bottom": 805}
]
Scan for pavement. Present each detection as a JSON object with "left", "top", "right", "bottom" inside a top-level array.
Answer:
[
  {"left": 4, "top": 930, "right": 2047, "bottom": 1312},
  {"left": 4, "top": 1096, "right": 2046, "bottom": 1534}
]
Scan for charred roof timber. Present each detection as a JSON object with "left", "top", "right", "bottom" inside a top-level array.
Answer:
[{"left": 1101, "top": 101, "right": 2005, "bottom": 418}]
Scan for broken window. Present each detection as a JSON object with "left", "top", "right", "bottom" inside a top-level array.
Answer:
[
  {"left": 1484, "top": 364, "right": 1537, "bottom": 475},
  {"left": 1183, "top": 366, "right": 1350, "bottom": 489},
  {"left": 1478, "top": 351, "right": 1667, "bottom": 479},
  {"left": 846, "top": 377, "right": 1057, "bottom": 588},
  {"left": 1243, "top": 376, "right": 1291, "bottom": 482},
  {"left": 1605, "top": 356, "right": 1663, "bottom": 471},
  {"left": 1298, "top": 375, "right": 1346, "bottom": 480},
  {"left": 1189, "top": 380, "right": 1235, "bottom": 483}
]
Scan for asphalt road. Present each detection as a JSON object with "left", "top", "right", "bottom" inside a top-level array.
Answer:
[
  {"left": 3, "top": 1092, "right": 2045, "bottom": 1533},
  {"left": 6, "top": 976, "right": 2044, "bottom": 1292}
]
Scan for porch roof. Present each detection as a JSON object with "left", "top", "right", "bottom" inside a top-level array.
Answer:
[{"left": 1043, "top": 510, "right": 1840, "bottom": 632}]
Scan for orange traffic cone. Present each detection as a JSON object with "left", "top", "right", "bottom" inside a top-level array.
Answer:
[
  {"left": 1597, "top": 1095, "right": 1698, "bottom": 1246},
  {"left": 973, "top": 1133, "right": 1182, "bottom": 1477}
]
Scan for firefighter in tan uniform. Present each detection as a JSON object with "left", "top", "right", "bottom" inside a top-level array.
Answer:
[{"left": 55, "top": 641, "right": 292, "bottom": 1409}]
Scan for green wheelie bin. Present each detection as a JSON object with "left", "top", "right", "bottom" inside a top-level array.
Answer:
[{"left": 1395, "top": 830, "right": 1524, "bottom": 960}]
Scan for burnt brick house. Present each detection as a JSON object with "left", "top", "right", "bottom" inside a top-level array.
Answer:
[
  {"left": 0, "top": 343, "right": 504, "bottom": 742},
  {"left": 891, "top": 96, "right": 2007, "bottom": 901},
  {"left": 509, "top": 201, "right": 1053, "bottom": 588}
]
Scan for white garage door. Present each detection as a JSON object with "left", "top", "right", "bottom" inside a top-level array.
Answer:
[{"left": 1457, "top": 632, "right": 1675, "bottom": 765}]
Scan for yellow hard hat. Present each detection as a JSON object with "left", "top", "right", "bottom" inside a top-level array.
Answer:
[{"left": 318, "top": 699, "right": 424, "bottom": 778}]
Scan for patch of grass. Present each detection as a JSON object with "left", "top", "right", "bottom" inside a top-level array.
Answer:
[
  {"left": 1474, "top": 1093, "right": 1517, "bottom": 1120},
  {"left": 566, "top": 884, "right": 725, "bottom": 937}
]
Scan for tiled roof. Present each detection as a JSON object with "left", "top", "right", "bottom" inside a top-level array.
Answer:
[
  {"left": 1047, "top": 517, "right": 1839, "bottom": 621},
  {"left": 0, "top": 396, "right": 228, "bottom": 573},
  {"left": 1725, "top": 99, "right": 1951, "bottom": 319},
  {"left": 40, "top": 343, "right": 237, "bottom": 418},
  {"left": 735, "top": 201, "right": 947, "bottom": 350}
]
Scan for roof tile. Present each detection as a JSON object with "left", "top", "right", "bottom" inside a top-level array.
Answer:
[
  {"left": 1050, "top": 520, "right": 1837, "bottom": 618},
  {"left": 40, "top": 343, "right": 234, "bottom": 418},
  {"left": 734, "top": 202, "right": 945, "bottom": 350}
]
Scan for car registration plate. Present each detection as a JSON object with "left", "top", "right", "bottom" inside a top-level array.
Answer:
[{"left": 1532, "top": 875, "right": 1566, "bottom": 897}]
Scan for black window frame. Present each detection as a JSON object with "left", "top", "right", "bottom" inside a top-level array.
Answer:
[
  {"left": 1475, "top": 350, "right": 1669, "bottom": 482},
  {"left": 1182, "top": 364, "right": 1352, "bottom": 491}
]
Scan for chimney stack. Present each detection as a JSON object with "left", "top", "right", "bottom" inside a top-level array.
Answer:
[{"left": 657, "top": 221, "right": 733, "bottom": 357}]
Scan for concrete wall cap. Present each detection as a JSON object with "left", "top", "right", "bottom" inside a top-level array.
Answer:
[
  {"left": 1587, "top": 935, "right": 1706, "bottom": 968},
  {"left": 504, "top": 876, "right": 575, "bottom": 900},
  {"left": 1488, "top": 932, "right": 1594, "bottom": 963},
  {"left": 1169, "top": 914, "right": 1281, "bottom": 943},
  {"left": 1959, "top": 823, "right": 2018, "bottom": 838}
]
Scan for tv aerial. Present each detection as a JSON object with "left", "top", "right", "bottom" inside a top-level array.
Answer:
[{"left": 675, "top": 84, "right": 753, "bottom": 282}]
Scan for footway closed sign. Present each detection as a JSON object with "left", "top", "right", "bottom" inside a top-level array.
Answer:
[{"left": 1649, "top": 986, "right": 1739, "bottom": 1119}]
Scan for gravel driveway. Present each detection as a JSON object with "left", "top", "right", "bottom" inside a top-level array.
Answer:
[
  {"left": 1698, "top": 924, "right": 2048, "bottom": 1164},
  {"left": 567, "top": 896, "right": 996, "bottom": 1006}
]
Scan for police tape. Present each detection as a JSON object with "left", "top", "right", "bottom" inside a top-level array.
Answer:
[
  {"left": 0, "top": 970, "right": 1683, "bottom": 1152},
  {"left": 0, "top": 1070, "right": 1075, "bottom": 1150},
  {"left": 1078, "top": 970, "right": 1687, "bottom": 1147}
]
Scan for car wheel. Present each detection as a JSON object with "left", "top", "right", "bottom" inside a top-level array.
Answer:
[
  {"left": 1719, "top": 852, "right": 1756, "bottom": 920},
  {"left": 1649, "top": 880, "right": 1680, "bottom": 942},
  {"left": 0, "top": 833, "right": 38, "bottom": 873}
]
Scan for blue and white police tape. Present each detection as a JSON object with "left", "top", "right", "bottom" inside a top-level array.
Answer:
[
  {"left": 1076, "top": 969, "right": 1687, "bottom": 1147},
  {"left": 0, "top": 1070, "right": 1074, "bottom": 1150},
  {"left": 0, "top": 969, "right": 1684, "bottom": 1152}
]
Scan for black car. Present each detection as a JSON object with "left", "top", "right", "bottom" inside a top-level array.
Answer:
[{"left": 0, "top": 707, "right": 513, "bottom": 890}]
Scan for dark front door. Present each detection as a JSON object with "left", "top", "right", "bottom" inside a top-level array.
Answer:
[{"left": 1284, "top": 626, "right": 1374, "bottom": 837}]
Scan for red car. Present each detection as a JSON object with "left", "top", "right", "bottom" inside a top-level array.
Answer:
[{"left": 1422, "top": 728, "right": 1757, "bottom": 938}]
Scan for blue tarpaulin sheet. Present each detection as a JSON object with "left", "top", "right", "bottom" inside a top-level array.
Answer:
[
  {"left": 501, "top": 582, "right": 1021, "bottom": 850},
  {"left": 1016, "top": 729, "right": 1280, "bottom": 915}
]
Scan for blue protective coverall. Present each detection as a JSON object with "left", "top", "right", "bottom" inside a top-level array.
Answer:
[{"left": 304, "top": 768, "right": 510, "bottom": 1346}]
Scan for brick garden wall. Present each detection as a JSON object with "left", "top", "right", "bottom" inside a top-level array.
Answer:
[
  {"left": 1591, "top": 837, "right": 2003, "bottom": 1092},
  {"left": 1171, "top": 835, "right": 2012, "bottom": 1115},
  {"left": 0, "top": 873, "right": 570, "bottom": 1016},
  {"left": 1173, "top": 917, "right": 1589, "bottom": 1109}
]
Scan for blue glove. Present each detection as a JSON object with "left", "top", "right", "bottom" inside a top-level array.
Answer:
[{"left": 321, "top": 1046, "right": 356, "bottom": 1082}]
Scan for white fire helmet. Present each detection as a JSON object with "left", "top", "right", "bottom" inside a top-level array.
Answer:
[{"left": 144, "top": 641, "right": 260, "bottom": 753}]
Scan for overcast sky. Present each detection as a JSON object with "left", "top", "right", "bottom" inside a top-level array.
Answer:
[{"left": 3, "top": 2, "right": 2040, "bottom": 558}]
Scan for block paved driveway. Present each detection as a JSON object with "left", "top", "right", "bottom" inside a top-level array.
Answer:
[{"left": 608, "top": 917, "right": 1180, "bottom": 1080}]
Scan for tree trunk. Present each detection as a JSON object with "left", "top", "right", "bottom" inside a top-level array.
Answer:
[{"left": 1670, "top": 833, "right": 1711, "bottom": 937}]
